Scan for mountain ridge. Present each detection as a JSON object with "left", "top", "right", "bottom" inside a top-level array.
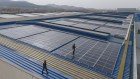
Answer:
[{"left": 0, "top": 0, "right": 90, "bottom": 12}]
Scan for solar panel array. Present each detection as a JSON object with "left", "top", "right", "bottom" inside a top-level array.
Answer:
[
  {"left": 0, "top": 13, "right": 132, "bottom": 78},
  {"left": 48, "top": 19, "right": 102, "bottom": 30},
  {"left": 101, "top": 16, "right": 124, "bottom": 21},
  {"left": 83, "top": 15, "right": 124, "bottom": 21},
  {"left": 41, "top": 14, "right": 130, "bottom": 39},
  {"left": 0, "top": 25, "right": 49, "bottom": 39},
  {"left": 86, "top": 20, "right": 106, "bottom": 25},
  {"left": 0, "top": 24, "right": 24, "bottom": 29},
  {"left": 95, "top": 14, "right": 127, "bottom": 18},
  {"left": 84, "top": 15, "right": 104, "bottom": 19},
  {"left": 19, "top": 31, "right": 78, "bottom": 51},
  {"left": 67, "top": 18, "right": 106, "bottom": 26},
  {"left": 53, "top": 37, "right": 122, "bottom": 74},
  {"left": 67, "top": 18, "right": 88, "bottom": 23},
  {"left": 72, "top": 23, "right": 100, "bottom": 30},
  {"left": 95, "top": 27, "right": 127, "bottom": 38},
  {"left": 60, "top": 18, "right": 106, "bottom": 26},
  {"left": 105, "top": 23, "right": 129, "bottom": 29},
  {"left": 52, "top": 20, "right": 77, "bottom": 26}
]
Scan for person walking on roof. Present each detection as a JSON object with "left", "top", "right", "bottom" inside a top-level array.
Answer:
[
  {"left": 72, "top": 44, "right": 76, "bottom": 59},
  {"left": 42, "top": 60, "right": 48, "bottom": 75}
]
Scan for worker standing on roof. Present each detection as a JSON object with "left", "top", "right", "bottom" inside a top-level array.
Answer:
[
  {"left": 72, "top": 44, "right": 76, "bottom": 59},
  {"left": 42, "top": 60, "right": 48, "bottom": 75}
]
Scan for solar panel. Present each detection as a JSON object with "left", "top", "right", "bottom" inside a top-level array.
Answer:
[
  {"left": 101, "top": 17, "right": 124, "bottom": 21},
  {"left": 84, "top": 15, "right": 124, "bottom": 21},
  {"left": 86, "top": 20, "right": 106, "bottom": 25},
  {"left": 72, "top": 23, "right": 100, "bottom": 30},
  {"left": 53, "top": 37, "right": 122, "bottom": 74},
  {"left": 82, "top": 15, "right": 124, "bottom": 23},
  {"left": 48, "top": 19, "right": 100, "bottom": 30},
  {"left": 95, "top": 27, "right": 127, "bottom": 38},
  {"left": 105, "top": 23, "right": 129, "bottom": 29},
  {"left": 95, "top": 14, "right": 127, "bottom": 18},
  {"left": 68, "top": 18, "right": 88, "bottom": 23},
  {"left": 0, "top": 25, "right": 49, "bottom": 39},
  {"left": 96, "top": 43, "right": 121, "bottom": 74},
  {"left": 19, "top": 31, "right": 78, "bottom": 51},
  {"left": 0, "top": 24, "right": 24, "bottom": 29},
  {"left": 51, "top": 20, "right": 77, "bottom": 26}
]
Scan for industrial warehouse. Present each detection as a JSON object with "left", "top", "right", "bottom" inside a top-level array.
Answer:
[{"left": 0, "top": 12, "right": 139, "bottom": 79}]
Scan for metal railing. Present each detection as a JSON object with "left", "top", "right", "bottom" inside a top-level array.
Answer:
[
  {"left": 117, "top": 15, "right": 133, "bottom": 79},
  {"left": 133, "top": 21, "right": 137, "bottom": 79}
]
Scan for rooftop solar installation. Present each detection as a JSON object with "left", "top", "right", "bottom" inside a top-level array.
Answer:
[
  {"left": 72, "top": 23, "right": 100, "bottom": 30},
  {"left": 53, "top": 37, "right": 122, "bottom": 74},
  {"left": 0, "top": 13, "right": 134, "bottom": 79},
  {"left": 67, "top": 18, "right": 88, "bottom": 23},
  {"left": 48, "top": 19, "right": 104, "bottom": 31},
  {"left": 95, "top": 14, "right": 126, "bottom": 20},
  {"left": 102, "top": 17, "right": 124, "bottom": 21},
  {"left": 95, "top": 27, "right": 127, "bottom": 38},
  {"left": 51, "top": 20, "right": 78, "bottom": 26},
  {"left": 95, "top": 14, "right": 127, "bottom": 18},
  {"left": 82, "top": 15, "right": 124, "bottom": 23},
  {"left": 0, "top": 14, "right": 23, "bottom": 18},
  {"left": 85, "top": 15, "right": 124, "bottom": 21},
  {"left": 86, "top": 20, "right": 107, "bottom": 25},
  {"left": 0, "top": 25, "right": 49, "bottom": 39},
  {"left": 19, "top": 31, "right": 78, "bottom": 51},
  {"left": 44, "top": 19, "right": 102, "bottom": 31},
  {"left": 105, "top": 23, "right": 129, "bottom": 29},
  {"left": 0, "top": 24, "right": 24, "bottom": 29}
]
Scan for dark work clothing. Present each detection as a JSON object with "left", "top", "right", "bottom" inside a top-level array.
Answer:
[
  {"left": 43, "top": 62, "right": 47, "bottom": 68},
  {"left": 42, "top": 61, "right": 48, "bottom": 75},
  {"left": 72, "top": 49, "right": 75, "bottom": 56},
  {"left": 72, "top": 44, "right": 76, "bottom": 50},
  {"left": 72, "top": 49, "right": 75, "bottom": 59},
  {"left": 72, "top": 44, "right": 76, "bottom": 59},
  {"left": 42, "top": 67, "right": 48, "bottom": 75}
]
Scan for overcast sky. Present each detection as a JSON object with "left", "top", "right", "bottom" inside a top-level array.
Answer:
[{"left": 13, "top": 0, "right": 140, "bottom": 9}]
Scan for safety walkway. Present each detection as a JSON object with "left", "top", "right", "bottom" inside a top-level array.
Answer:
[
  {"left": 117, "top": 16, "right": 133, "bottom": 79},
  {"left": 0, "top": 45, "right": 69, "bottom": 79},
  {"left": 0, "top": 35, "right": 109, "bottom": 79}
]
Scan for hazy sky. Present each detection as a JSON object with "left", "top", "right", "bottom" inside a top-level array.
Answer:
[{"left": 13, "top": 0, "right": 140, "bottom": 9}]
